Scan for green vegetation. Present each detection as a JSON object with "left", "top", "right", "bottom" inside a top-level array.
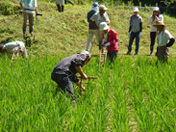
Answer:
[{"left": 0, "top": 1, "right": 176, "bottom": 131}]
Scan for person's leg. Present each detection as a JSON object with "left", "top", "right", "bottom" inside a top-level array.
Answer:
[
  {"left": 108, "top": 51, "right": 118, "bottom": 63},
  {"left": 150, "top": 32, "right": 156, "bottom": 55},
  {"left": 97, "top": 30, "right": 103, "bottom": 50},
  {"left": 51, "top": 73, "right": 77, "bottom": 100},
  {"left": 56, "top": 4, "right": 61, "bottom": 12},
  {"left": 127, "top": 32, "right": 135, "bottom": 54},
  {"left": 23, "top": 13, "right": 28, "bottom": 36},
  {"left": 28, "top": 13, "right": 34, "bottom": 35},
  {"left": 61, "top": 0, "right": 64, "bottom": 12},
  {"left": 135, "top": 32, "right": 140, "bottom": 55},
  {"left": 86, "top": 30, "right": 94, "bottom": 51}
]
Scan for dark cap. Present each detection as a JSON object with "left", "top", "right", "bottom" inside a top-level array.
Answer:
[{"left": 0, "top": 44, "right": 4, "bottom": 52}]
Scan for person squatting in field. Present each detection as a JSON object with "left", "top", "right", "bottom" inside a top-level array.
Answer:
[
  {"left": 86, "top": 2, "right": 99, "bottom": 51},
  {"left": 148, "top": 7, "right": 164, "bottom": 55},
  {"left": 100, "top": 22, "right": 118, "bottom": 63},
  {"left": 153, "top": 21, "right": 175, "bottom": 62},
  {"left": 51, "top": 51, "right": 91, "bottom": 100},
  {"left": 0, "top": 41, "right": 28, "bottom": 61},
  {"left": 89, "top": 5, "right": 110, "bottom": 50},
  {"left": 19, "top": 0, "right": 38, "bottom": 37},
  {"left": 126, "top": 7, "right": 143, "bottom": 55}
]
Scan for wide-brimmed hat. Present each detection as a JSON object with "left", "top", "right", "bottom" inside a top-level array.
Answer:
[
  {"left": 99, "top": 22, "right": 109, "bottom": 31},
  {"left": 133, "top": 7, "right": 139, "bottom": 12},
  {"left": 99, "top": 5, "right": 108, "bottom": 11},
  {"left": 153, "top": 7, "right": 160, "bottom": 11},
  {"left": 153, "top": 21, "right": 166, "bottom": 27}
]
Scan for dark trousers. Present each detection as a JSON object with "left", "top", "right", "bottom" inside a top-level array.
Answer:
[
  {"left": 128, "top": 32, "right": 140, "bottom": 52},
  {"left": 51, "top": 73, "right": 77, "bottom": 100},
  {"left": 107, "top": 50, "right": 118, "bottom": 63},
  {"left": 150, "top": 32, "right": 157, "bottom": 52}
]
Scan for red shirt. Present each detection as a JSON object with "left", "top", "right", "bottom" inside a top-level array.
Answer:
[{"left": 102, "top": 28, "right": 119, "bottom": 52}]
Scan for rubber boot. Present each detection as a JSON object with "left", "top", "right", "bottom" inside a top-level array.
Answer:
[
  {"left": 61, "top": 5, "right": 64, "bottom": 12},
  {"left": 29, "top": 27, "right": 33, "bottom": 36},
  {"left": 57, "top": 4, "right": 61, "bottom": 12},
  {"left": 150, "top": 47, "right": 154, "bottom": 55},
  {"left": 23, "top": 26, "right": 27, "bottom": 38},
  {"left": 126, "top": 48, "right": 132, "bottom": 55}
]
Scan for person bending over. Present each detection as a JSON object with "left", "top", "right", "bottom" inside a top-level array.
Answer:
[
  {"left": 51, "top": 51, "right": 91, "bottom": 100},
  {"left": 0, "top": 41, "right": 28, "bottom": 61}
]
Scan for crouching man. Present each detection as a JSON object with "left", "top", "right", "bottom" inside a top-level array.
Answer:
[
  {"left": 0, "top": 41, "right": 28, "bottom": 61},
  {"left": 51, "top": 51, "right": 91, "bottom": 100}
]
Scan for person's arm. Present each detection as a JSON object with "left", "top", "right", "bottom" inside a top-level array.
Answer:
[
  {"left": 148, "top": 16, "right": 153, "bottom": 25},
  {"left": 75, "top": 66, "right": 87, "bottom": 79},
  {"left": 11, "top": 53, "right": 16, "bottom": 62},
  {"left": 166, "top": 38, "right": 175, "bottom": 47},
  {"left": 89, "top": 20, "right": 98, "bottom": 29},
  {"left": 139, "top": 23, "right": 142, "bottom": 32},
  {"left": 76, "top": 81, "right": 85, "bottom": 91},
  {"left": 128, "top": 26, "right": 132, "bottom": 33}
]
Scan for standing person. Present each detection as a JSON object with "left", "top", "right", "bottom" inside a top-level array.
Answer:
[
  {"left": 86, "top": 2, "right": 99, "bottom": 51},
  {"left": 19, "top": 0, "right": 38, "bottom": 37},
  {"left": 126, "top": 7, "right": 143, "bottom": 55},
  {"left": 90, "top": 5, "right": 110, "bottom": 50},
  {"left": 153, "top": 21, "right": 175, "bottom": 62},
  {"left": 51, "top": 51, "right": 91, "bottom": 100},
  {"left": 100, "top": 22, "right": 118, "bottom": 63},
  {"left": 0, "top": 41, "right": 28, "bottom": 61},
  {"left": 56, "top": 0, "right": 64, "bottom": 12},
  {"left": 148, "top": 7, "right": 164, "bottom": 55}
]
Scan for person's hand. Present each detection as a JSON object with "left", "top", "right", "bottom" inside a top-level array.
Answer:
[
  {"left": 80, "top": 85, "right": 85, "bottom": 91},
  {"left": 81, "top": 73, "right": 87, "bottom": 79},
  {"left": 104, "top": 42, "right": 110, "bottom": 47},
  {"left": 139, "top": 32, "right": 142, "bottom": 37},
  {"left": 128, "top": 32, "right": 130, "bottom": 38}
]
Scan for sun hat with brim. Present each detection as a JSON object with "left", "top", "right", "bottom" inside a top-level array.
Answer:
[
  {"left": 0, "top": 44, "right": 4, "bottom": 52},
  {"left": 99, "top": 22, "right": 109, "bottom": 31},
  {"left": 99, "top": 5, "right": 108, "bottom": 10},
  {"left": 133, "top": 7, "right": 139, "bottom": 12},
  {"left": 153, "top": 7, "right": 160, "bottom": 11},
  {"left": 153, "top": 21, "right": 166, "bottom": 27}
]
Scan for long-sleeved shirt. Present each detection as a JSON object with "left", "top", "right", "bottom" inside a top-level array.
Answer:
[
  {"left": 19, "top": 0, "right": 37, "bottom": 10},
  {"left": 148, "top": 15, "right": 164, "bottom": 32},
  {"left": 102, "top": 28, "right": 118, "bottom": 52},
  {"left": 129, "top": 14, "right": 143, "bottom": 33},
  {"left": 157, "top": 29, "right": 174, "bottom": 47}
]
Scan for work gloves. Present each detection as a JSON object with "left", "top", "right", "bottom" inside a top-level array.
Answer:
[{"left": 103, "top": 42, "right": 110, "bottom": 47}]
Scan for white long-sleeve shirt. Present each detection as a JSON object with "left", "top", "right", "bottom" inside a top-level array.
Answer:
[
  {"left": 19, "top": 0, "right": 37, "bottom": 10},
  {"left": 5, "top": 41, "right": 25, "bottom": 53},
  {"left": 148, "top": 14, "right": 164, "bottom": 32}
]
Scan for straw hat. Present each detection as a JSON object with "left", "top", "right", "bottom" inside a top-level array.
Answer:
[
  {"left": 153, "top": 21, "right": 166, "bottom": 27},
  {"left": 99, "top": 22, "right": 109, "bottom": 31},
  {"left": 99, "top": 5, "right": 108, "bottom": 11}
]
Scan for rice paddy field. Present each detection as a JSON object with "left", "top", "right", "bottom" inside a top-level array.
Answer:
[{"left": 0, "top": 54, "right": 176, "bottom": 132}]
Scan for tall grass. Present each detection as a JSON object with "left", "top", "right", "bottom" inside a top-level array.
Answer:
[{"left": 0, "top": 55, "right": 176, "bottom": 131}]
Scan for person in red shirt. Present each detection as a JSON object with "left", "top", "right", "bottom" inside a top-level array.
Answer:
[{"left": 100, "top": 22, "right": 118, "bottom": 63}]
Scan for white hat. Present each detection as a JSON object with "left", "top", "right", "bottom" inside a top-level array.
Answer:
[
  {"left": 153, "top": 7, "right": 160, "bottom": 11},
  {"left": 133, "top": 7, "right": 139, "bottom": 12},
  {"left": 99, "top": 5, "right": 108, "bottom": 10},
  {"left": 99, "top": 22, "right": 109, "bottom": 31}
]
